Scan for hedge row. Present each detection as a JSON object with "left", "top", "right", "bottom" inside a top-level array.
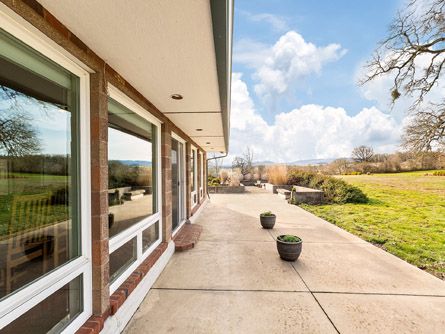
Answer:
[{"left": 287, "top": 171, "right": 368, "bottom": 204}]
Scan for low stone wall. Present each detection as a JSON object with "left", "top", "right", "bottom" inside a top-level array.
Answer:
[
  {"left": 263, "top": 183, "right": 293, "bottom": 194},
  {"left": 290, "top": 186, "right": 324, "bottom": 204},
  {"left": 208, "top": 185, "right": 245, "bottom": 194}
]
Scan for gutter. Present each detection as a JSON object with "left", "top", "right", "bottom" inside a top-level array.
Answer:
[{"left": 210, "top": 0, "right": 233, "bottom": 153}]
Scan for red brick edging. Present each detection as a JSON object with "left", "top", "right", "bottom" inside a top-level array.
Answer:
[
  {"left": 173, "top": 224, "right": 203, "bottom": 251},
  {"left": 76, "top": 242, "right": 168, "bottom": 334}
]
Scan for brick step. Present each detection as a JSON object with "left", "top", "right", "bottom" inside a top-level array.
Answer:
[{"left": 173, "top": 224, "right": 203, "bottom": 251}]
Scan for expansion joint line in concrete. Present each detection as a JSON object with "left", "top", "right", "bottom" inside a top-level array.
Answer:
[
  {"left": 289, "top": 263, "right": 341, "bottom": 334},
  {"left": 152, "top": 287, "right": 309, "bottom": 293}
]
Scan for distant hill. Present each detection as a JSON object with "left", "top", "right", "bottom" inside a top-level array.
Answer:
[
  {"left": 288, "top": 158, "right": 339, "bottom": 166},
  {"left": 116, "top": 160, "right": 152, "bottom": 167},
  {"left": 220, "top": 158, "right": 343, "bottom": 168}
]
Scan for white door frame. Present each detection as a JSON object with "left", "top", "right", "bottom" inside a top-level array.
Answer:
[{"left": 190, "top": 146, "right": 198, "bottom": 209}]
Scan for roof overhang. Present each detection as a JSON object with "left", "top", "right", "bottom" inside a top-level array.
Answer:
[{"left": 38, "top": 0, "right": 232, "bottom": 153}]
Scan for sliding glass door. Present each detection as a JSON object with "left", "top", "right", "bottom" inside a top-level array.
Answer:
[{"left": 171, "top": 137, "right": 185, "bottom": 232}]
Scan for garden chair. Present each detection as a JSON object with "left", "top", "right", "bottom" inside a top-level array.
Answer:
[{"left": 5, "top": 192, "right": 53, "bottom": 294}]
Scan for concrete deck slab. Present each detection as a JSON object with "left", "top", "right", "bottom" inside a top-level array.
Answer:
[
  {"left": 125, "top": 289, "right": 337, "bottom": 334},
  {"left": 125, "top": 188, "right": 445, "bottom": 333},
  {"left": 154, "top": 240, "right": 308, "bottom": 292},
  {"left": 294, "top": 242, "right": 445, "bottom": 295},
  {"left": 198, "top": 203, "right": 272, "bottom": 242},
  {"left": 270, "top": 226, "right": 367, "bottom": 244},
  {"left": 315, "top": 293, "right": 445, "bottom": 333}
]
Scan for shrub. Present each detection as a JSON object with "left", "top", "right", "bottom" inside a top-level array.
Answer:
[
  {"left": 432, "top": 170, "right": 445, "bottom": 176},
  {"left": 266, "top": 164, "right": 288, "bottom": 185},
  {"left": 228, "top": 170, "right": 241, "bottom": 186},
  {"left": 287, "top": 170, "right": 368, "bottom": 204},
  {"left": 207, "top": 175, "right": 220, "bottom": 186},
  {"left": 260, "top": 211, "right": 274, "bottom": 217},
  {"left": 277, "top": 235, "right": 301, "bottom": 243},
  {"left": 219, "top": 169, "right": 229, "bottom": 184}
]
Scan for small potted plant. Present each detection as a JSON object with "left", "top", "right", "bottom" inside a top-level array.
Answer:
[
  {"left": 276, "top": 235, "right": 302, "bottom": 261},
  {"left": 260, "top": 211, "right": 276, "bottom": 229}
]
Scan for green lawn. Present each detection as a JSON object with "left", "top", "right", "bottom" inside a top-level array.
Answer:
[
  {"left": 0, "top": 173, "right": 70, "bottom": 237},
  {"left": 300, "top": 170, "right": 445, "bottom": 280}
]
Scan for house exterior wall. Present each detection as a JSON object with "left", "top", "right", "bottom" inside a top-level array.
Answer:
[{"left": 0, "top": 1, "right": 212, "bottom": 333}]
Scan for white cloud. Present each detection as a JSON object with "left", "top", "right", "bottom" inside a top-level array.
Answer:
[
  {"left": 232, "top": 39, "right": 271, "bottom": 68},
  {"left": 252, "top": 31, "right": 347, "bottom": 99},
  {"left": 248, "top": 13, "right": 289, "bottom": 32},
  {"left": 230, "top": 73, "right": 402, "bottom": 162}
]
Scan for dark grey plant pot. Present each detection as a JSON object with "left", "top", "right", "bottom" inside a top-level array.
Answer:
[
  {"left": 260, "top": 214, "right": 276, "bottom": 229},
  {"left": 276, "top": 235, "right": 302, "bottom": 261}
]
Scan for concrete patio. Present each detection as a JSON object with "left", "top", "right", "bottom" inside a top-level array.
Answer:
[{"left": 124, "top": 187, "right": 445, "bottom": 333}]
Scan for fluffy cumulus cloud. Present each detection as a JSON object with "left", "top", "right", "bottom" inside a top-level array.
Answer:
[
  {"left": 230, "top": 73, "right": 402, "bottom": 162},
  {"left": 253, "top": 31, "right": 347, "bottom": 98}
]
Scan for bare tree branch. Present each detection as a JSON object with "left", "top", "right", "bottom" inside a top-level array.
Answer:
[{"left": 360, "top": 0, "right": 445, "bottom": 107}]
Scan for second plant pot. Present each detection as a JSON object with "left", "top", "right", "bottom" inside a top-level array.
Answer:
[{"left": 260, "top": 212, "right": 276, "bottom": 229}]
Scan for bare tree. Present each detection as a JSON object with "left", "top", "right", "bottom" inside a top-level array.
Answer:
[
  {"left": 361, "top": 0, "right": 445, "bottom": 152},
  {"left": 0, "top": 86, "right": 43, "bottom": 157},
  {"left": 0, "top": 113, "right": 40, "bottom": 157},
  {"left": 208, "top": 153, "right": 225, "bottom": 177},
  {"left": 232, "top": 147, "right": 254, "bottom": 176},
  {"left": 352, "top": 146, "right": 374, "bottom": 162},
  {"left": 402, "top": 102, "right": 445, "bottom": 151},
  {"left": 330, "top": 158, "right": 350, "bottom": 175},
  {"left": 361, "top": 0, "right": 445, "bottom": 106}
]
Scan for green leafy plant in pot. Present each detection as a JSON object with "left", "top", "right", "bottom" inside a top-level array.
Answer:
[
  {"left": 259, "top": 211, "right": 276, "bottom": 229},
  {"left": 276, "top": 235, "right": 302, "bottom": 261}
]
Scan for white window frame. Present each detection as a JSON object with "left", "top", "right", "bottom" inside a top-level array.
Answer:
[
  {"left": 0, "top": 7, "right": 92, "bottom": 333},
  {"left": 171, "top": 133, "right": 187, "bottom": 236},
  {"left": 199, "top": 151, "right": 204, "bottom": 199},
  {"left": 190, "top": 146, "right": 198, "bottom": 208},
  {"left": 107, "top": 85, "right": 163, "bottom": 294}
]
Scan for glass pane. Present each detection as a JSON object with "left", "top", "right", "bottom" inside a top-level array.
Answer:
[
  {"left": 108, "top": 98, "right": 157, "bottom": 238},
  {"left": 171, "top": 139, "right": 179, "bottom": 231},
  {"left": 2, "top": 275, "right": 83, "bottom": 334},
  {"left": 142, "top": 222, "right": 159, "bottom": 252},
  {"left": 0, "top": 30, "right": 80, "bottom": 300},
  {"left": 191, "top": 150, "right": 195, "bottom": 191},
  {"left": 109, "top": 237, "right": 137, "bottom": 283}
]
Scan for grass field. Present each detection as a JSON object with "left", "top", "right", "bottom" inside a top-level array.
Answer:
[
  {"left": 0, "top": 173, "right": 70, "bottom": 237},
  {"left": 300, "top": 170, "right": 445, "bottom": 280}
]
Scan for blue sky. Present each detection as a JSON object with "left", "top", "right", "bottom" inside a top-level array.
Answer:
[{"left": 229, "top": 0, "right": 408, "bottom": 162}]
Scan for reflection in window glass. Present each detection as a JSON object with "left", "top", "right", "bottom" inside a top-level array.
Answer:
[
  {"left": 191, "top": 150, "right": 196, "bottom": 192},
  {"left": 108, "top": 98, "right": 157, "bottom": 238},
  {"left": 109, "top": 237, "right": 137, "bottom": 282},
  {"left": 142, "top": 222, "right": 159, "bottom": 252},
  {"left": 2, "top": 275, "right": 83, "bottom": 334},
  {"left": 0, "top": 29, "right": 80, "bottom": 300}
]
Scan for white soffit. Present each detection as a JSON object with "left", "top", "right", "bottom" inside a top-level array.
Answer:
[
  {"left": 192, "top": 136, "right": 225, "bottom": 152},
  {"left": 38, "top": 0, "right": 224, "bottom": 150},
  {"left": 168, "top": 113, "right": 223, "bottom": 137}
]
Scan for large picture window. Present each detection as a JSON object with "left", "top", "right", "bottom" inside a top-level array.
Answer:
[
  {"left": 107, "top": 88, "right": 161, "bottom": 292},
  {"left": 108, "top": 97, "right": 157, "bottom": 238},
  {"left": 0, "top": 20, "right": 90, "bottom": 334}
]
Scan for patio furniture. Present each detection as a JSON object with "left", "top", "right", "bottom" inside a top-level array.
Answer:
[{"left": 5, "top": 192, "right": 53, "bottom": 294}]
